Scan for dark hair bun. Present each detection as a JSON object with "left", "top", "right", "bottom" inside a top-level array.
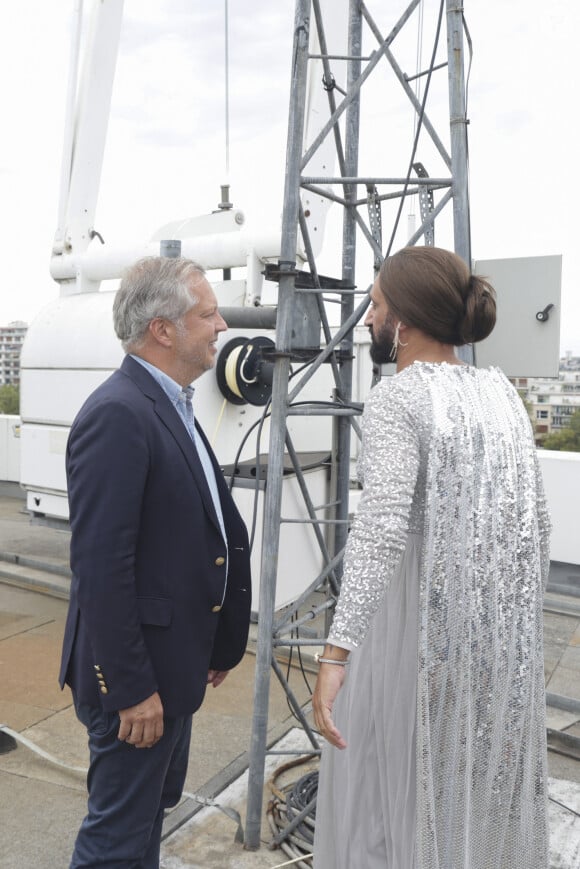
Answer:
[{"left": 458, "top": 276, "right": 496, "bottom": 344}]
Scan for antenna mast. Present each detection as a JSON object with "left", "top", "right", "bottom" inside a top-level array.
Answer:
[{"left": 244, "top": 0, "right": 472, "bottom": 848}]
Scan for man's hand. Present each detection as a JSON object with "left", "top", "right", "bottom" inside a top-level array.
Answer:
[
  {"left": 207, "top": 669, "right": 229, "bottom": 688},
  {"left": 118, "top": 691, "right": 164, "bottom": 749}
]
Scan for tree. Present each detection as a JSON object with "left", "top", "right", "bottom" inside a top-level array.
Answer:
[
  {"left": 0, "top": 384, "right": 19, "bottom": 415},
  {"left": 520, "top": 395, "right": 536, "bottom": 436},
  {"left": 542, "top": 408, "right": 580, "bottom": 452}
]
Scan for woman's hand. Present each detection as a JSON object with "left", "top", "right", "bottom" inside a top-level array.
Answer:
[{"left": 313, "top": 652, "right": 349, "bottom": 750}]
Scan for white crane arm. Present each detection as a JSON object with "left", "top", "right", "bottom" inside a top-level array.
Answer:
[{"left": 52, "top": 0, "right": 125, "bottom": 288}]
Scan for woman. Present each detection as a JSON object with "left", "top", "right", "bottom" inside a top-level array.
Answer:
[{"left": 313, "top": 246, "right": 550, "bottom": 869}]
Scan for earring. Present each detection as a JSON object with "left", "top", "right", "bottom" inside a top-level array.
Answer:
[{"left": 389, "top": 321, "right": 408, "bottom": 361}]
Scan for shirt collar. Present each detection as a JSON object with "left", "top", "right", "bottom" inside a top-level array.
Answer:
[{"left": 130, "top": 354, "right": 194, "bottom": 405}]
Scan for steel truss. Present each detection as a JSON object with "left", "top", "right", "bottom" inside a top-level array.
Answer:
[{"left": 244, "top": 0, "right": 472, "bottom": 849}]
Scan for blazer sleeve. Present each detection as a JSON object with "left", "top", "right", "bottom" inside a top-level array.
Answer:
[{"left": 66, "top": 396, "right": 159, "bottom": 711}]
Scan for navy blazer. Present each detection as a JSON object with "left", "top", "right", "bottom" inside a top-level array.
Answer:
[{"left": 59, "top": 355, "right": 251, "bottom": 717}]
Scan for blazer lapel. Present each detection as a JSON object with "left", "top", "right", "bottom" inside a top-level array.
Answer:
[{"left": 120, "top": 356, "right": 223, "bottom": 536}]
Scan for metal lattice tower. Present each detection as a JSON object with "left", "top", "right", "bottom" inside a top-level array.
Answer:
[{"left": 244, "top": 0, "right": 472, "bottom": 849}]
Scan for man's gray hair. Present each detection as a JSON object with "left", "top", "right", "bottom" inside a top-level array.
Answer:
[{"left": 113, "top": 257, "right": 206, "bottom": 352}]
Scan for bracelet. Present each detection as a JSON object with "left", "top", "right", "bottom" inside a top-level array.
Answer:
[{"left": 315, "top": 653, "right": 349, "bottom": 666}]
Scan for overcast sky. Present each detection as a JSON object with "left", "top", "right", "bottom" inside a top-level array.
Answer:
[{"left": 1, "top": 0, "right": 578, "bottom": 354}]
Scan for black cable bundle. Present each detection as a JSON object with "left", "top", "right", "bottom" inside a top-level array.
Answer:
[
  {"left": 267, "top": 757, "right": 319, "bottom": 867},
  {"left": 284, "top": 770, "right": 319, "bottom": 845}
]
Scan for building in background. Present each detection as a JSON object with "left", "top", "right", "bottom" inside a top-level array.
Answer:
[
  {"left": 0, "top": 322, "right": 28, "bottom": 387},
  {"left": 512, "top": 355, "right": 580, "bottom": 445}
]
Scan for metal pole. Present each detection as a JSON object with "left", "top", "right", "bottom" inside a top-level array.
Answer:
[
  {"left": 331, "top": 1, "right": 362, "bottom": 580},
  {"left": 446, "top": 0, "right": 473, "bottom": 363},
  {"left": 244, "top": 0, "right": 311, "bottom": 849},
  {"left": 242, "top": 0, "right": 474, "bottom": 851}
]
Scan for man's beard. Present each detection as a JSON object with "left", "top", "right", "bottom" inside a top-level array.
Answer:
[{"left": 369, "top": 314, "right": 398, "bottom": 364}]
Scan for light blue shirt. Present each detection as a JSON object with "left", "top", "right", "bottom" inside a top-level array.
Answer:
[{"left": 130, "top": 355, "right": 228, "bottom": 553}]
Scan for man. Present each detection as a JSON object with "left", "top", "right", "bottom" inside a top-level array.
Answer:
[{"left": 59, "top": 256, "right": 252, "bottom": 867}]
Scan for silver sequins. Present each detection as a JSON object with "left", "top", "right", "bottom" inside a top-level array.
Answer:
[{"left": 328, "top": 362, "right": 550, "bottom": 869}]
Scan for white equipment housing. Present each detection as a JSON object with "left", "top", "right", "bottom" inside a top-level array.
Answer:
[
  {"left": 19, "top": 0, "right": 355, "bottom": 613},
  {"left": 17, "top": 0, "right": 561, "bottom": 609}
]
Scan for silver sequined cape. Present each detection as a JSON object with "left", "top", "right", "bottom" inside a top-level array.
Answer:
[{"left": 326, "top": 362, "right": 550, "bottom": 869}]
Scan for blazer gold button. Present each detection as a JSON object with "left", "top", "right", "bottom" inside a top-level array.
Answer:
[
  {"left": 100, "top": 686, "right": 108, "bottom": 694},
  {"left": 211, "top": 605, "right": 222, "bottom": 613},
  {"left": 215, "top": 556, "right": 225, "bottom": 566}
]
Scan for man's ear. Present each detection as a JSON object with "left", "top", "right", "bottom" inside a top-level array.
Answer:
[{"left": 148, "top": 317, "right": 173, "bottom": 347}]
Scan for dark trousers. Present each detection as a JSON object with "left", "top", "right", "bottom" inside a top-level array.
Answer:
[{"left": 71, "top": 697, "right": 192, "bottom": 868}]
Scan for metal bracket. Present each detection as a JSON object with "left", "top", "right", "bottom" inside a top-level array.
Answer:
[
  {"left": 263, "top": 263, "right": 354, "bottom": 291},
  {"left": 322, "top": 72, "right": 336, "bottom": 91},
  {"left": 412, "top": 162, "right": 435, "bottom": 246},
  {"left": 366, "top": 185, "right": 382, "bottom": 273}
]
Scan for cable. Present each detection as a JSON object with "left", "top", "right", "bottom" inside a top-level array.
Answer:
[
  {"left": 179, "top": 789, "right": 245, "bottom": 842},
  {"left": 211, "top": 397, "right": 228, "bottom": 448},
  {"left": 408, "top": 0, "right": 425, "bottom": 229},
  {"left": 0, "top": 723, "right": 251, "bottom": 843},
  {"left": 548, "top": 795, "right": 580, "bottom": 819},
  {"left": 267, "top": 755, "right": 319, "bottom": 867},
  {"left": 270, "top": 855, "right": 314, "bottom": 868},
  {"left": 283, "top": 612, "right": 316, "bottom": 730},
  {"left": 0, "top": 723, "right": 88, "bottom": 774},
  {"left": 461, "top": 9, "right": 474, "bottom": 260},
  {"left": 224, "top": 346, "right": 245, "bottom": 398},
  {"left": 223, "top": 0, "right": 230, "bottom": 181},
  {"left": 225, "top": 405, "right": 272, "bottom": 492},
  {"left": 247, "top": 396, "right": 275, "bottom": 552},
  {"left": 386, "top": 0, "right": 445, "bottom": 256},
  {"left": 288, "top": 359, "right": 313, "bottom": 380}
]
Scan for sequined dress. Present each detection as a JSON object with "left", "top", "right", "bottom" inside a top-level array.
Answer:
[{"left": 313, "top": 362, "right": 550, "bottom": 869}]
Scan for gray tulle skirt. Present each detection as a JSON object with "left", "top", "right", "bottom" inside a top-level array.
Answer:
[{"left": 313, "top": 534, "right": 421, "bottom": 869}]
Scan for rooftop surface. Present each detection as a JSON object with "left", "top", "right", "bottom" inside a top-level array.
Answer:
[{"left": 0, "top": 485, "right": 578, "bottom": 868}]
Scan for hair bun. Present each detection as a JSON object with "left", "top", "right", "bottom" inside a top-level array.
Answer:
[{"left": 459, "top": 276, "right": 496, "bottom": 344}]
